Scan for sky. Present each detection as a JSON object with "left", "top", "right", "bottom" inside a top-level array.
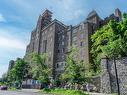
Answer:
[{"left": 0, "top": 0, "right": 127, "bottom": 77}]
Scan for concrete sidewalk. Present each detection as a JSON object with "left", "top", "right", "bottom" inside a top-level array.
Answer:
[{"left": 87, "top": 92, "right": 113, "bottom": 95}]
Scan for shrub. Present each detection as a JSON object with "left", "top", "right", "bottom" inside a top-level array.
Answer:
[{"left": 41, "top": 88, "right": 89, "bottom": 95}]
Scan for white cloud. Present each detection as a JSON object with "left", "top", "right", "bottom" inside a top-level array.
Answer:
[
  {"left": 57, "top": 0, "right": 74, "bottom": 10},
  {"left": 0, "top": 14, "right": 5, "bottom": 22},
  {"left": 11, "top": 0, "right": 32, "bottom": 11},
  {"left": 51, "top": 0, "right": 87, "bottom": 24},
  {"left": 9, "top": 0, "right": 87, "bottom": 24},
  {"left": 0, "top": 27, "right": 29, "bottom": 50},
  {"left": 0, "top": 27, "right": 29, "bottom": 77},
  {"left": 73, "top": 10, "right": 84, "bottom": 19},
  {"left": 0, "top": 36, "right": 26, "bottom": 50},
  {"left": 65, "top": 9, "right": 85, "bottom": 21},
  {"left": 0, "top": 64, "right": 8, "bottom": 78}
]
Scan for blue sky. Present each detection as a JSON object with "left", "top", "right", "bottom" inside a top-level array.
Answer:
[{"left": 0, "top": 0, "right": 127, "bottom": 77}]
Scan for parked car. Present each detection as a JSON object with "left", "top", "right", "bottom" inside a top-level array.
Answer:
[{"left": 0, "top": 85, "right": 8, "bottom": 90}]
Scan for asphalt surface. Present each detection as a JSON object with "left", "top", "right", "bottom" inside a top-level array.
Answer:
[
  {"left": 0, "top": 89, "right": 113, "bottom": 95},
  {"left": 0, "top": 89, "right": 51, "bottom": 95}
]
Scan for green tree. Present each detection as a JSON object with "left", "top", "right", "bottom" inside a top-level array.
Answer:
[
  {"left": 7, "top": 58, "right": 29, "bottom": 87},
  {"left": 91, "top": 13, "right": 127, "bottom": 73},
  {"left": 0, "top": 73, "right": 8, "bottom": 85},
  {"left": 30, "top": 53, "right": 51, "bottom": 84},
  {"left": 60, "top": 47, "right": 86, "bottom": 85}
]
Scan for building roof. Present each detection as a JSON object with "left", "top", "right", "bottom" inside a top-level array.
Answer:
[
  {"left": 40, "top": 19, "right": 67, "bottom": 32},
  {"left": 87, "top": 10, "right": 98, "bottom": 18},
  {"left": 115, "top": 8, "right": 121, "bottom": 12},
  {"left": 42, "top": 9, "right": 53, "bottom": 16}
]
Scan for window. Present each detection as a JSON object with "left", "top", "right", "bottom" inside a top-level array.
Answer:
[
  {"left": 62, "top": 48, "right": 65, "bottom": 53},
  {"left": 80, "top": 34, "right": 84, "bottom": 39},
  {"left": 61, "top": 63, "right": 64, "bottom": 67},
  {"left": 43, "top": 40, "right": 47, "bottom": 53},
  {"left": 62, "top": 42, "right": 64, "bottom": 45},
  {"left": 80, "top": 42, "right": 83, "bottom": 46},
  {"left": 58, "top": 49, "right": 60, "bottom": 53},
  {"left": 62, "top": 35, "right": 65, "bottom": 39},
  {"left": 57, "top": 64, "right": 59, "bottom": 68}
]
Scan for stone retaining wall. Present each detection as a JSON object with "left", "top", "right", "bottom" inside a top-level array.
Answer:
[{"left": 101, "top": 57, "right": 127, "bottom": 95}]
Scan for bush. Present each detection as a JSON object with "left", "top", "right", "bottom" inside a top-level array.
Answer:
[
  {"left": 42, "top": 88, "right": 52, "bottom": 92},
  {"left": 41, "top": 88, "right": 89, "bottom": 95},
  {"left": 9, "top": 87, "right": 17, "bottom": 91}
]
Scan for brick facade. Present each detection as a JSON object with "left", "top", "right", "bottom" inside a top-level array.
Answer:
[{"left": 25, "top": 9, "right": 122, "bottom": 79}]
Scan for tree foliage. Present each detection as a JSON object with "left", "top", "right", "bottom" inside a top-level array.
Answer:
[
  {"left": 7, "top": 58, "right": 29, "bottom": 86},
  {"left": 91, "top": 13, "right": 127, "bottom": 72},
  {"left": 60, "top": 47, "right": 86, "bottom": 84},
  {"left": 0, "top": 73, "right": 8, "bottom": 84},
  {"left": 30, "top": 53, "right": 51, "bottom": 84}
]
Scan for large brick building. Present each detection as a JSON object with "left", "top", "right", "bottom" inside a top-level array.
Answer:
[{"left": 25, "top": 9, "right": 122, "bottom": 79}]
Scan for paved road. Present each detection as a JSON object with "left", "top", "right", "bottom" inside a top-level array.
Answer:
[
  {"left": 0, "top": 89, "right": 52, "bottom": 95},
  {"left": 0, "top": 89, "right": 113, "bottom": 95}
]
